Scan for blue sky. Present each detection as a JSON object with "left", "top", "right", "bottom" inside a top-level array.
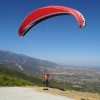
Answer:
[{"left": 0, "top": 0, "right": 100, "bottom": 67}]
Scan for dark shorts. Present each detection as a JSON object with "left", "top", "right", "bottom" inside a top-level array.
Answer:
[{"left": 45, "top": 80, "right": 49, "bottom": 86}]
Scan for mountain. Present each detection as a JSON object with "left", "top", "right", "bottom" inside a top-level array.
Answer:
[{"left": 0, "top": 49, "right": 58, "bottom": 75}]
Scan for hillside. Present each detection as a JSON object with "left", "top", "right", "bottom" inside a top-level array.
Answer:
[
  {"left": 0, "top": 50, "right": 58, "bottom": 75},
  {"left": 0, "top": 64, "right": 64, "bottom": 90},
  {"left": 0, "top": 64, "right": 100, "bottom": 100},
  {"left": 0, "top": 64, "right": 44, "bottom": 86}
]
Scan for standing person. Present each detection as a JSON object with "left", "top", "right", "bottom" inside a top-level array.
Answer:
[{"left": 42, "top": 74, "right": 50, "bottom": 87}]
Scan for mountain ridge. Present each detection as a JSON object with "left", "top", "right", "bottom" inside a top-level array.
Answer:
[{"left": 0, "top": 49, "right": 58, "bottom": 75}]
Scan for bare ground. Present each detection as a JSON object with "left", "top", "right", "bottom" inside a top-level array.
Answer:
[{"left": 34, "top": 86, "right": 100, "bottom": 100}]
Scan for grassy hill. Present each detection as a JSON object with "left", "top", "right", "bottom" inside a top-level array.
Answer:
[
  {"left": 0, "top": 64, "right": 45, "bottom": 86},
  {"left": 0, "top": 64, "right": 64, "bottom": 89}
]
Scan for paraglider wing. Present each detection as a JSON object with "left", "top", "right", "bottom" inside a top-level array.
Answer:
[{"left": 18, "top": 6, "right": 86, "bottom": 37}]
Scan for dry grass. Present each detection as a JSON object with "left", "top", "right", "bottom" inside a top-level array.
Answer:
[{"left": 34, "top": 86, "right": 100, "bottom": 100}]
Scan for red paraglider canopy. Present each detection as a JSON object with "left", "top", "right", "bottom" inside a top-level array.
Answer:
[{"left": 18, "top": 5, "right": 86, "bottom": 37}]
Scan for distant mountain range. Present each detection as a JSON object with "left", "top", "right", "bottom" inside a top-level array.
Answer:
[{"left": 0, "top": 50, "right": 58, "bottom": 75}]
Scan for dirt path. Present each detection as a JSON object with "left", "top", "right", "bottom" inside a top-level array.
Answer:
[{"left": 0, "top": 87, "right": 75, "bottom": 100}]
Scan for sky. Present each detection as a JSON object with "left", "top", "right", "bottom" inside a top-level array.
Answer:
[{"left": 0, "top": 0, "right": 100, "bottom": 67}]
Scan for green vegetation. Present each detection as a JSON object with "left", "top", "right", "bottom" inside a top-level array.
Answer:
[
  {"left": 0, "top": 64, "right": 43, "bottom": 86},
  {"left": 0, "top": 64, "right": 67, "bottom": 90},
  {"left": 0, "top": 74, "right": 33, "bottom": 86},
  {"left": 0, "top": 64, "right": 62, "bottom": 88}
]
